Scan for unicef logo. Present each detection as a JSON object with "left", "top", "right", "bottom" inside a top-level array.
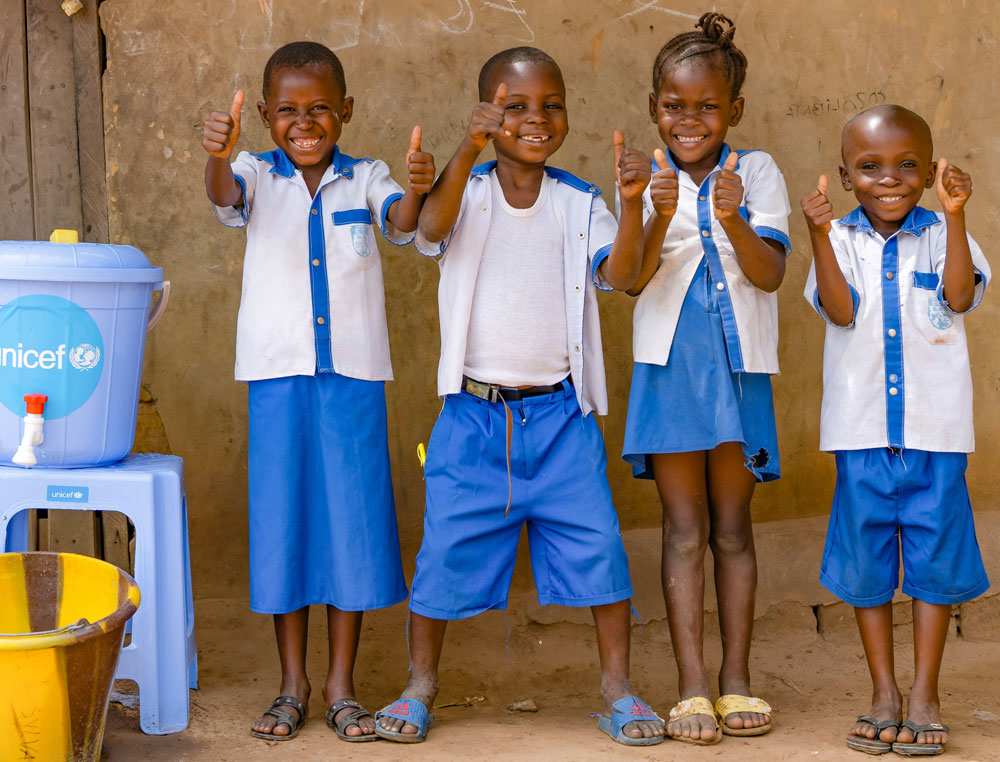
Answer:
[
  {"left": 0, "top": 295, "right": 104, "bottom": 420},
  {"left": 69, "top": 344, "right": 101, "bottom": 370}
]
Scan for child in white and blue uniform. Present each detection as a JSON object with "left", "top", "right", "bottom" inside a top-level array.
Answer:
[
  {"left": 802, "top": 104, "right": 989, "bottom": 756},
  {"left": 202, "top": 41, "right": 435, "bottom": 743},
  {"left": 617, "top": 14, "right": 789, "bottom": 745}
]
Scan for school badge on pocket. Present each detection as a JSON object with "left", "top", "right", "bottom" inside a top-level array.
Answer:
[
  {"left": 927, "top": 298, "right": 953, "bottom": 330},
  {"left": 351, "top": 225, "right": 371, "bottom": 257}
]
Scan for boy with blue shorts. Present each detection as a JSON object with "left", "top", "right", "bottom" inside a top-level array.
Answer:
[
  {"left": 801, "top": 104, "right": 990, "bottom": 756},
  {"left": 374, "top": 47, "right": 665, "bottom": 746},
  {"left": 203, "top": 42, "right": 435, "bottom": 742}
]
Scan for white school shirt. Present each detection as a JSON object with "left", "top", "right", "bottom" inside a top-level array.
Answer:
[
  {"left": 213, "top": 147, "right": 412, "bottom": 382},
  {"left": 414, "top": 161, "right": 617, "bottom": 417},
  {"left": 803, "top": 205, "right": 990, "bottom": 453},
  {"left": 627, "top": 144, "right": 791, "bottom": 373}
]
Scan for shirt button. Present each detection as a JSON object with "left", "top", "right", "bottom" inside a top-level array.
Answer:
[
  {"left": 888, "top": 328, "right": 897, "bottom": 338},
  {"left": 574, "top": 285, "right": 582, "bottom": 292},
  {"left": 716, "top": 282, "right": 725, "bottom": 291},
  {"left": 889, "top": 386, "right": 898, "bottom": 396},
  {"left": 886, "top": 271, "right": 895, "bottom": 280},
  {"left": 699, "top": 195, "right": 707, "bottom": 201},
  {"left": 482, "top": 206, "right": 488, "bottom": 211},
  {"left": 311, "top": 209, "right": 318, "bottom": 215},
  {"left": 312, "top": 258, "right": 320, "bottom": 266},
  {"left": 577, "top": 232, "right": 585, "bottom": 239},
  {"left": 574, "top": 345, "right": 581, "bottom": 352},
  {"left": 889, "top": 373, "right": 898, "bottom": 383},
  {"left": 316, "top": 316, "right": 325, "bottom": 325},
  {"left": 701, "top": 230, "right": 710, "bottom": 237}
]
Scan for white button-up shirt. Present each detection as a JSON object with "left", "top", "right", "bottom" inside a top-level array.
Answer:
[
  {"left": 213, "top": 147, "right": 411, "bottom": 382},
  {"left": 627, "top": 145, "right": 791, "bottom": 373},
  {"left": 804, "top": 205, "right": 989, "bottom": 453},
  {"left": 414, "top": 162, "right": 616, "bottom": 417}
]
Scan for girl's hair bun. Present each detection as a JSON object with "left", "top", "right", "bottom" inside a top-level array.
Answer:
[{"left": 697, "top": 12, "right": 737, "bottom": 48}]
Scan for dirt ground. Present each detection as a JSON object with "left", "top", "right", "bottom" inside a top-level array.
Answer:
[{"left": 100, "top": 596, "right": 1000, "bottom": 762}]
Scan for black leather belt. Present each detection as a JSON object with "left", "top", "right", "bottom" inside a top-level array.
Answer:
[{"left": 462, "top": 376, "right": 572, "bottom": 403}]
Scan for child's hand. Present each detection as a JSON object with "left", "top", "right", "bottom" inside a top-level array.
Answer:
[
  {"left": 406, "top": 126, "right": 435, "bottom": 195},
  {"left": 935, "top": 157, "right": 972, "bottom": 215},
  {"left": 466, "top": 83, "right": 511, "bottom": 152},
  {"left": 650, "top": 148, "right": 679, "bottom": 219},
  {"left": 801, "top": 175, "right": 834, "bottom": 235},
  {"left": 713, "top": 151, "right": 743, "bottom": 221},
  {"left": 613, "top": 130, "right": 651, "bottom": 203},
  {"left": 202, "top": 90, "right": 244, "bottom": 159}
]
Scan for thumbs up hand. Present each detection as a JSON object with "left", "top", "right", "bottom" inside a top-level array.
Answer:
[
  {"left": 935, "top": 157, "right": 972, "bottom": 215},
  {"left": 649, "top": 148, "right": 679, "bottom": 219},
  {"left": 406, "top": 125, "right": 435, "bottom": 196},
  {"left": 712, "top": 151, "right": 744, "bottom": 221},
  {"left": 800, "top": 174, "right": 834, "bottom": 235},
  {"left": 466, "top": 82, "right": 511, "bottom": 152},
  {"left": 202, "top": 90, "right": 244, "bottom": 159},
  {"left": 614, "top": 130, "right": 651, "bottom": 203}
]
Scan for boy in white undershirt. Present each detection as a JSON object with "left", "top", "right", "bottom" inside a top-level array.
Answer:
[{"left": 374, "top": 47, "right": 666, "bottom": 747}]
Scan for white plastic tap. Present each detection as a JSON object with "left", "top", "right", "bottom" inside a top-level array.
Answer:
[{"left": 13, "top": 394, "right": 48, "bottom": 467}]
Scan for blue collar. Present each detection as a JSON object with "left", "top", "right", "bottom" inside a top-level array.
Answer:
[
  {"left": 471, "top": 161, "right": 602, "bottom": 196},
  {"left": 250, "top": 145, "right": 369, "bottom": 180},
  {"left": 654, "top": 142, "right": 746, "bottom": 176},
  {"left": 838, "top": 205, "right": 940, "bottom": 237}
]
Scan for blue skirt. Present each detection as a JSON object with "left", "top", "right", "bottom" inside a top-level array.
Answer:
[
  {"left": 623, "top": 258, "right": 780, "bottom": 482},
  {"left": 247, "top": 373, "right": 408, "bottom": 614}
]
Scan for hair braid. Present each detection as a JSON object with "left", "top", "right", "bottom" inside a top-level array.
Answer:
[{"left": 652, "top": 13, "right": 748, "bottom": 99}]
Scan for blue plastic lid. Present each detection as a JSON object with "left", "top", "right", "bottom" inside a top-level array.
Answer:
[{"left": 0, "top": 241, "right": 164, "bottom": 283}]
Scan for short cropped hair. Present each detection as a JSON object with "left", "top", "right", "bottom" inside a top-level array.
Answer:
[
  {"left": 262, "top": 41, "right": 346, "bottom": 100},
  {"left": 652, "top": 13, "right": 748, "bottom": 99},
  {"left": 478, "top": 47, "right": 561, "bottom": 100}
]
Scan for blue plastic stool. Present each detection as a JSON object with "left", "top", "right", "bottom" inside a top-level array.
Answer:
[{"left": 0, "top": 453, "right": 197, "bottom": 734}]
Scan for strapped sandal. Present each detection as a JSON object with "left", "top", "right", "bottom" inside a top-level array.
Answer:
[
  {"left": 845, "top": 714, "right": 897, "bottom": 755},
  {"left": 891, "top": 720, "right": 949, "bottom": 756},
  {"left": 250, "top": 695, "right": 307, "bottom": 741},
  {"left": 715, "top": 694, "right": 773, "bottom": 737},
  {"left": 326, "top": 697, "right": 379, "bottom": 742},
  {"left": 593, "top": 695, "right": 665, "bottom": 746},
  {"left": 667, "top": 697, "right": 722, "bottom": 745}
]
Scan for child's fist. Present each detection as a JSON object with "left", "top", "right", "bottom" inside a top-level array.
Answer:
[
  {"left": 650, "top": 148, "right": 679, "bottom": 219},
  {"left": 406, "top": 126, "right": 435, "bottom": 195},
  {"left": 935, "top": 158, "right": 972, "bottom": 215},
  {"left": 801, "top": 175, "right": 834, "bottom": 235},
  {"left": 713, "top": 151, "right": 743, "bottom": 221},
  {"left": 202, "top": 90, "right": 244, "bottom": 159},
  {"left": 613, "top": 130, "right": 651, "bottom": 202},
  {"left": 466, "top": 83, "right": 510, "bottom": 151}
]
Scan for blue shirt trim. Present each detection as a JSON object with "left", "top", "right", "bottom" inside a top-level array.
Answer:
[
  {"left": 754, "top": 225, "right": 791, "bottom": 250},
  {"left": 591, "top": 244, "right": 614, "bottom": 291},
  {"left": 250, "top": 145, "right": 373, "bottom": 182},
  {"left": 470, "top": 161, "right": 602, "bottom": 196},
  {"left": 307, "top": 193, "right": 334, "bottom": 372},
  {"left": 881, "top": 236, "right": 904, "bottom": 447},
  {"left": 813, "top": 283, "right": 860, "bottom": 328},
  {"left": 379, "top": 192, "right": 405, "bottom": 244},
  {"left": 332, "top": 208, "right": 373, "bottom": 225},
  {"left": 838, "top": 205, "right": 940, "bottom": 237}
]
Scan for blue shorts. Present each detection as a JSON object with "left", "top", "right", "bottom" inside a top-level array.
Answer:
[
  {"left": 820, "top": 448, "right": 989, "bottom": 607},
  {"left": 247, "top": 373, "right": 408, "bottom": 614},
  {"left": 409, "top": 384, "right": 633, "bottom": 620}
]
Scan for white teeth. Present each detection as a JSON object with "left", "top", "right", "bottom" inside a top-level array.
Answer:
[
  {"left": 519, "top": 135, "right": 549, "bottom": 143},
  {"left": 676, "top": 135, "right": 706, "bottom": 143},
  {"left": 292, "top": 137, "right": 320, "bottom": 148},
  {"left": 879, "top": 196, "right": 903, "bottom": 202}
]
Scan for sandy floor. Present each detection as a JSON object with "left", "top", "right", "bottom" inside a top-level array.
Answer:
[{"left": 102, "top": 597, "right": 1000, "bottom": 762}]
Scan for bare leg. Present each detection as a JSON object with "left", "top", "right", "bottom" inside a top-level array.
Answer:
[
  {"left": 895, "top": 600, "right": 952, "bottom": 748},
  {"left": 377, "top": 613, "right": 447, "bottom": 736},
  {"left": 706, "top": 442, "right": 768, "bottom": 731},
  {"left": 848, "top": 603, "right": 902, "bottom": 744},
  {"left": 251, "top": 608, "right": 311, "bottom": 736},
  {"left": 591, "top": 600, "right": 665, "bottom": 740},
  {"left": 323, "top": 606, "right": 374, "bottom": 738},
  {"left": 650, "top": 451, "right": 717, "bottom": 742}
]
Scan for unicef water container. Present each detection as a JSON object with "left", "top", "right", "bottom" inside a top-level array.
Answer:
[{"left": 0, "top": 232, "right": 168, "bottom": 467}]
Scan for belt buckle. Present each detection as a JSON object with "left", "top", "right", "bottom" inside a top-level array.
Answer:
[{"left": 465, "top": 378, "right": 500, "bottom": 403}]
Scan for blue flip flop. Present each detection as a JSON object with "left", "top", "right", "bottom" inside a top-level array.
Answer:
[
  {"left": 594, "top": 696, "right": 665, "bottom": 746},
  {"left": 374, "top": 698, "right": 435, "bottom": 743}
]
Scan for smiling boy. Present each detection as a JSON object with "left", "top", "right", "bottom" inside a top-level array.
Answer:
[
  {"left": 203, "top": 41, "right": 434, "bottom": 743},
  {"left": 373, "top": 47, "right": 665, "bottom": 746},
  {"left": 801, "top": 105, "right": 990, "bottom": 756}
]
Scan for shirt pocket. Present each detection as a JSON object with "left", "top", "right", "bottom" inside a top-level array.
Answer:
[
  {"left": 907, "top": 271, "right": 960, "bottom": 346},
  {"left": 332, "top": 208, "right": 377, "bottom": 270}
]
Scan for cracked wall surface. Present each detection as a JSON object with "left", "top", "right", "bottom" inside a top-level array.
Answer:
[{"left": 101, "top": 0, "right": 1000, "bottom": 602}]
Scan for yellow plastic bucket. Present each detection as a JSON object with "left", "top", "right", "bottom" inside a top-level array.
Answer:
[{"left": 0, "top": 552, "right": 140, "bottom": 761}]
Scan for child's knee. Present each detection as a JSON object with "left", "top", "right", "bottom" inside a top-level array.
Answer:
[
  {"left": 663, "top": 522, "right": 710, "bottom": 560},
  {"left": 708, "top": 523, "right": 754, "bottom": 558}
]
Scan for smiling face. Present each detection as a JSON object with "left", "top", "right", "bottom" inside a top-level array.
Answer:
[
  {"left": 257, "top": 64, "right": 353, "bottom": 176},
  {"left": 839, "top": 109, "right": 935, "bottom": 235},
  {"left": 486, "top": 61, "right": 568, "bottom": 170},
  {"left": 650, "top": 57, "right": 743, "bottom": 181}
]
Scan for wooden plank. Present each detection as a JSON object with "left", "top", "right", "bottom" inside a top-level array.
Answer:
[
  {"left": 46, "top": 511, "right": 100, "bottom": 557},
  {"left": 37, "top": 516, "right": 49, "bottom": 551},
  {"left": 0, "top": 0, "right": 34, "bottom": 240},
  {"left": 70, "top": 0, "right": 108, "bottom": 242},
  {"left": 26, "top": 0, "right": 83, "bottom": 239},
  {"left": 26, "top": 509, "right": 38, "bottom": 551},
  {"left": 100, "top": 511, "right": 132, "bottom": 573}
]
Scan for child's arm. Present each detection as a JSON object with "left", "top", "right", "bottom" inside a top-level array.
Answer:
[
  {"left": 627, "top": 148, "right": 678, "bottom": 296},
  {"left": 715, "top": 152, "right": 785, "bottom": 292},
  {"left": 385, "top": 126, "right": 435, "bottom": 233},
  {"left": 418, "top": 83, "right": 509, "bottom": 243},
  {"left": 801, "top": 175, "right": 855, "bottom": 326},
  {"left": 599, "top": 131, "right": 652, "bottom": 291},
  {"left": 203, "top": 90, "right": 245, "bottom": 207},
  {"left": 936, "top": 158, "right": 976, "bottom": 313}
]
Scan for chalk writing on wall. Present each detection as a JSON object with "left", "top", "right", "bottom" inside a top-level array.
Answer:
[
  {"left": 439, "top": 0, "right": 535, "bottom": 42},
  {"left": 616, "top": 0, "right": 700, "bottom": 22},
  {"left": 786, "top": 91, "right": 888, "bottom": 118}
]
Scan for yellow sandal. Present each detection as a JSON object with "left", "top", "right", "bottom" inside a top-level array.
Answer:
[
  {"left": 667, "top": 697, "right": 722, "bottom": 745},
  {"left": 715, "top": 694, "right": 772, "bottom": 737}
]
